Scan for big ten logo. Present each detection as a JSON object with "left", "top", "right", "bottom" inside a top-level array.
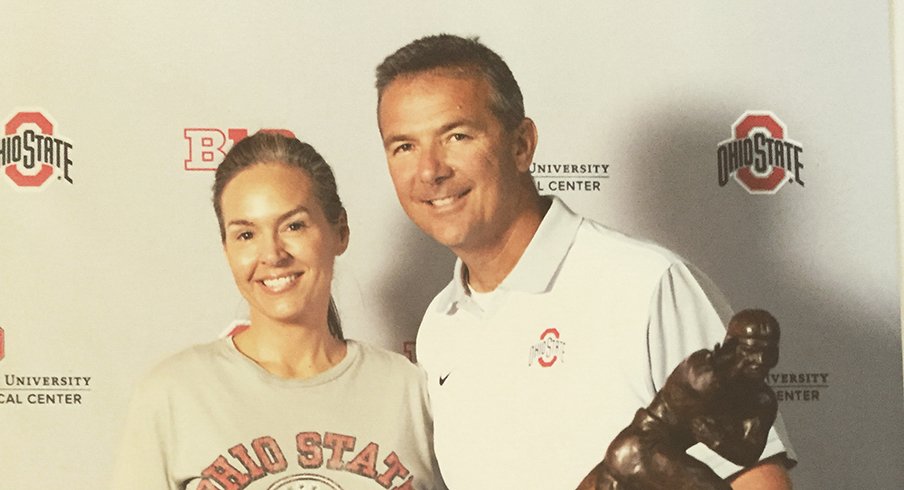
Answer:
[
  {"left": 184, "top": 128, "right": 296, "bottom": 171},
  {"left": 403, "top": 341, "right": 416, "bottom": 363},
  {"left": 1, "top": 111, "right": 74, "bottom": 188}
]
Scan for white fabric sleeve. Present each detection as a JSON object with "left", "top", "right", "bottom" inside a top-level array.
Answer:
[
  {"left": 110, "top": 374, "right": 175, "bottom": 490},
  {"left": 647, "top": 262, "right": 796, "bottom": 478}
]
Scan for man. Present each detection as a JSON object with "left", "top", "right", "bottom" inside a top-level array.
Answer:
[{"left": 375, "top": 34, "right": 794, "bottom": 489}]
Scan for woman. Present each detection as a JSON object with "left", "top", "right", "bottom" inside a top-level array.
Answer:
[{"left": 112, "top": 132, "right": 446, "bottom": 490}]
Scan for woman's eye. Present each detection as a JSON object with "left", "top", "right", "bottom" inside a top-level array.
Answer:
[
  {"left": 237, "top": 231, "right": 253, "bottom": 241},
  {"left": 287, "top": 221, "right": 306, "bottom": 231}
]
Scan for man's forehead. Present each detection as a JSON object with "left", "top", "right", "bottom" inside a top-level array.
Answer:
[
  {"left": 378, "top": 70, "right": 496, "bottom": 136},
  {"left": 382, "top": 68, "right": 489, "bottom": 99}
]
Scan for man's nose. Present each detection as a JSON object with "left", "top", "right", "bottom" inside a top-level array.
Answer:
[{"left": 417, "top": 143, "right": 453, "bottom": 184}]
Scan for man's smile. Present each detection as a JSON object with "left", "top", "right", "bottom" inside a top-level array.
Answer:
[{"left": 424, "top": 189, "right": 471, "bottom": 208}]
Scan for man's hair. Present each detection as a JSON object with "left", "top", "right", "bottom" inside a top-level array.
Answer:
[{"left": 375, "top": 34, "right": 525, "bottom": 129}]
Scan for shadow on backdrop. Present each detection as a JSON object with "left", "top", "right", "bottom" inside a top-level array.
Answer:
[
  {"left": 376, "top": 215, "right": 456, "bottom": 352},
  {"left": 619, "top": 98, "right": 904, "bottom": 489}
]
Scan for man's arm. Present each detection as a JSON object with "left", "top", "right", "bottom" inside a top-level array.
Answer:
[{"left": 729, "top": 456, "right": 793, "bottom": 490}]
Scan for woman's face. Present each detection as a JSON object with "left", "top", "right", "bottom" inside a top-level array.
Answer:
[{"left": 220, "top": 162, "right": 348, "bottom": 327}]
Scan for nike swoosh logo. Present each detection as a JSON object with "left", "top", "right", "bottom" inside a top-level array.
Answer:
[{"left": 439, "top": 373, "right": 451, "bottom": 386}]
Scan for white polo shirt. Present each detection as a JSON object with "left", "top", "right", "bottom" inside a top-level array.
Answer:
[{"left": 416, "top": 197, "right": 794, "bottom": 489}]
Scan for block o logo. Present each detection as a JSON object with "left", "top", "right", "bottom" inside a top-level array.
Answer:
[
  {"left": 529, "top": 328, "right": 566, "bottom": 367},
  {"left": 716, "top": 111, "right": 804, "bottom": 195},
  {"left": 1, "top": 111, "right": 75, "bottom": 188}
]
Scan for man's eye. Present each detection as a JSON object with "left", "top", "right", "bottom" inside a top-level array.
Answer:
[
  {"left": 451, "top": 133, "right": 469, "bottom": 141},
  {"left": 393, "top": 143, "right": 414, "bottom": 155}
]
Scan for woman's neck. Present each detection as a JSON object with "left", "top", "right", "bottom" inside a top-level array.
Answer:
[{"left": 233, "top": 316, "right": 347, "bottom": 379}]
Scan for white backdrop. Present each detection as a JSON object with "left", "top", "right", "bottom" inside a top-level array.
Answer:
[{"left": 2, "top": 1, "right": 902, "bottom": 488}]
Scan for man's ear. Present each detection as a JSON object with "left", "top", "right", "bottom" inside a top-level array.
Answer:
[{"left": 512, "top": 117, "right": 538, "bottom": 173}]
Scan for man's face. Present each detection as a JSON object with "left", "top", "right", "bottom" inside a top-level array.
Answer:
[{"left": 377, "top": 71, "right": 533, "bottom": 255}]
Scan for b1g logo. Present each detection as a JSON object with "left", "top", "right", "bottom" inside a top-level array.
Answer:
[
  {"left": 184, "top": 128, "right": 296, "bottom": 171},
  {"left": 0, "top": 111, "right": 74, "bottom": 188},
  {"left": 716, "top": 111, "right": 804, "bottom": 194}
]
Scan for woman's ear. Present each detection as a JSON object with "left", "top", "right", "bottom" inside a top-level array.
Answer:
[{"left": 335, "top": 210, "right": 350, "bottom": 255}]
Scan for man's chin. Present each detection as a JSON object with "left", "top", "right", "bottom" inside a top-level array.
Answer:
[{"left": 422, "top": 226, "right": 468, "bottom": 250}]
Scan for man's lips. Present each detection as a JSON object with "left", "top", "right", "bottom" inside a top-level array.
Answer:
[
  {"left": 423, "top": 189, "right": 471, "bottom": 208},
  {"left": 256, "top": 273, "right": 301, "bottom": 293}
]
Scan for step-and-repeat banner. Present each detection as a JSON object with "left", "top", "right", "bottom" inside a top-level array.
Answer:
[{"left": 3, "top": 2, "right": 902, "bottom": 488}]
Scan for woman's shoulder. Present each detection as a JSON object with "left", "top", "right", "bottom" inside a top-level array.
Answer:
[
  {"left": 133, "top": 339, "right": 229, "bottom": 393},
  {"left": 350, "top": 340, "right": 424, "bottom": 378}
]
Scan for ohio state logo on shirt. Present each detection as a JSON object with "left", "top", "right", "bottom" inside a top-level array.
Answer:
[
  {"left": 192, "top": 431, "right": 416, "bottom": 490},
  {"left": 528, "top": 328, "right": 566, "bottom": 367}
]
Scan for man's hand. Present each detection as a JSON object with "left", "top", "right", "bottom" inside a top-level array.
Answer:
[{"left": 729, "top": 457, "right": 793, "bottom": 489}]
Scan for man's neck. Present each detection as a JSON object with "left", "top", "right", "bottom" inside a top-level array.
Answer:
[{"left": 459, "top": 196, "right": 551, "bottom": 292}]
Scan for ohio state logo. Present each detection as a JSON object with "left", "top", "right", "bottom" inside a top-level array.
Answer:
[
  {"left": 1, "top": 111, "right": 74, "bottom": 188},
  {"left": 184, "top": 127, "right": 296, "bottom": 171},
  {"left": 716, "top": 111, "right": 804, "bottom": 194},
  {"left": 528, "top": 328, "right": 566, "bottom": 367}
]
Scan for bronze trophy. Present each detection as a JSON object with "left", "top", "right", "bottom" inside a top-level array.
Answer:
[{"left": 577, "top": 309, "right": 781, "bottom": 490}]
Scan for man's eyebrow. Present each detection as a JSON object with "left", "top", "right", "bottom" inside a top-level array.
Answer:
[
  {"left": 439, "top": 119, "right": 474, "bottom": 133},
  {"left": 225, "top": 218, "right": 254, "bottom": 228},
  {"left": 382, "top": 119, "right": 476, "bottom": 148},
  {"left": 382, "top": 132, "right": 411, "bottom": 148}
]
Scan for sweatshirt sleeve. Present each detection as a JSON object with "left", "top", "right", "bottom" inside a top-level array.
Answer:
[{"left": 110, "top": 371, "right": 176, "bottom": 490}]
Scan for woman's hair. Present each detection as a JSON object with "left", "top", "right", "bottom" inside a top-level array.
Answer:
[{"left": 212, "top": 131, "right": 345, "bottom": 340}]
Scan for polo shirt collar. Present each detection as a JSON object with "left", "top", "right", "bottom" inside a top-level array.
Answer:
[{"left": 435, "top": 196, "right": 583, "bottom": 313}]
